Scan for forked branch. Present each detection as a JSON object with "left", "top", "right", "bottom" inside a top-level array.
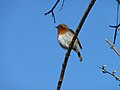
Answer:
[
  {"left": 45, "top": 0, "right": 65, "bottom": 23},
  {"left": 45, "top": 0, "right": 60, "bottom": 23}
]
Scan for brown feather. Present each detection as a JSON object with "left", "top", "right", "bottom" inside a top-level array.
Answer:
[{"left": 69, "top": 29, "right": 82, "bottom": 49}]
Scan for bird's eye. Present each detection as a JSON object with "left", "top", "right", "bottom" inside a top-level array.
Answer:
[{"left": 61, "top": 25, "right": 64, "bottom": 28}]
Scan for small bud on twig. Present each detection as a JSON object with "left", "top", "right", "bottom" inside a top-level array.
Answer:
[
  {"left": 102, "top": 65, "right": 106, "bottom": 69},
  {"left": 112, "top": 70, "right": 117, "bottom": 75},
  {"left": 99, "top": 65, "right": 120, "bottom": 86}
]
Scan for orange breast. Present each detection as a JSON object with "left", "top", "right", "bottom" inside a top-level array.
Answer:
[{"left": 58, "top": 29, "right": 67, "bottom": 35}]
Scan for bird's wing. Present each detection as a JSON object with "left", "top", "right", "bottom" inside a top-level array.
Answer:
[{"left": 69, "top": 29, "right": 82, "bottom": 49}]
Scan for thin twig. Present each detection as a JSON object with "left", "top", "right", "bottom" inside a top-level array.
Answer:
[
  {"left": 45, "top": 0, "right": 60, "bottom": 23},
  {"left": 109, "top": 24, "right": 120, "bottom": 44},
  {"left": 52, "top": 11, "right": 56, "bottom": 23},
  {"left": 59, "top": 0, "right": 65, "bottom": 11},
  {"left": 110, "top": 0, "right": 120, "bottom": 44},
  {"left": 109, "top": 23, "right": 120, "bottom": 28},
  {"left": 99, "top": 65, "right": 120, "bottom": 85},
  {"left": 113, "top": 1, "right": 119, "bottom": 44},
  {"left": 56, "top": 0, "right": 96, "bottom": 90},
  {"left": 105, "top": 39, "right": 120, "bottom": 57}
]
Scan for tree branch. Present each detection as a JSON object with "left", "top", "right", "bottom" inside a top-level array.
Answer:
[
  {"left": 59, "top": 0, "right": 65, "bottom": 11},
  {"left": 109, "top": 23, "right": 120, "bottom": 28},
  {"left": 105, "top": 39, "right": 120, "bottom": 57},
  {"left": 99, "top": 65, "right": 120, "bottom": 86},
  {"left": 109, "top": 0, "right": 120, "bottom": 44},
  {"left": 45, "top": 0, "right": 60, "bottom": 23},
  {"left": 116, "top": 0, "right": 120, "bottom": 4},
  {"left": 109, "top": 23, "right": 120, "bottom": 44},
  {"left": 56, "top": 0, "right": 96, "bottom": 90}
]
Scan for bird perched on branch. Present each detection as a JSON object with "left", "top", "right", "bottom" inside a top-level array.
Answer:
[{"left": 56, "top": 24, "right": 82, "bottom": 62}]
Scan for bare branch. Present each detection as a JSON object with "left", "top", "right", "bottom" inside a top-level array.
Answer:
[
  {"left": 52, "top": 11, "right": 56, "bottom": 23},
  {"left": 109, "top": 0, "right": 120, "bottom": 44},
  {"left": 59, "top": 0, "right": 65, "bottom": 11},
  {"left": 45, "top": 0, "right": 60, "bottom": 23},
  {"left": 116, "top": 0, "right": 120, "bottom": 4},
  {"left": 109, "top": 23, "right": 120, "bottom": 44},
  {"left": 99, "top": 65, "right": 120, "bottom": 86},
  {"left": 109, "top": 23, "right": 120, "bottom": 28},
  {"left": 105, "top": 39, "right": 120, "bottom": 57},
  {"left": 56, "top": 0, "right": 96, "bottom": 90}
]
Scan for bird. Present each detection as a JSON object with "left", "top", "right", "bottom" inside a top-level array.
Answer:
[{"left": 55, "top": 24, "right": 82, "bottom": 62}]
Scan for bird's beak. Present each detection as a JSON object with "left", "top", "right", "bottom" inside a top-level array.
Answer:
[{"left": 55, "top": 26, "right": 58, "bottom": 29}]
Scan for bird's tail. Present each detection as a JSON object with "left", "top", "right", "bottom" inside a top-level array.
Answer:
[
  {"left": 75, "top": 49, "right": 82, "bottom": 62},
  {"left": 77, "top": 51, "right": 82, "bottom": 62}
]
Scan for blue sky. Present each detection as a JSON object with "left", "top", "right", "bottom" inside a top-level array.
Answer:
[{"left": 0, "top": 0, "right": 120, "bottom": 90}]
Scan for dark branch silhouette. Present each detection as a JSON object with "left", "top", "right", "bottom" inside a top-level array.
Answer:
[
  {"left": 116, "top": 0, "right": 120, "bottom": 4},
  {"left": 56, "top": 0, "right": 96, "bottom": 90},
  {"left": 109, "top": 0, "right": 120, "bottom": 44},
  {"left": 109, "top": 23, "right": 120, "bottom": 28},
  {"left": 59, "top": 0, "right": 65, "bottom": 11},
  {"left": 109, "top": 23, "right": 120, "bottom": 44},
  {"left": 99, "top": 65, "right": 120, "bottom": 86},
  {"left": 45, "top": 0, "right": 60, "bottom": 23}
]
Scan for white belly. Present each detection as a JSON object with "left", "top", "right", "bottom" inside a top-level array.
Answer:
[{"left": 58, "top": 32, "right": 78, "bottom": 49}]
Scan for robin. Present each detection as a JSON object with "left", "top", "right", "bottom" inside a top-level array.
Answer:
[{"left": 56, "top": 24, "right": 82, "bottom": 62}]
